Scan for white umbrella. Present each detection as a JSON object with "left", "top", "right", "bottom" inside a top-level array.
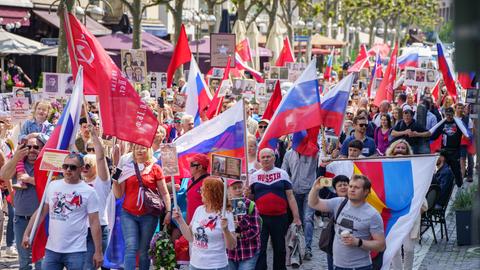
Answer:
[
  {"left": 247, "top": 22, "right": 260, "bottom": 70},
  {"left": 265, "top": 20, "right": 286, "bottom": 64},
  {"left": 232, "top": 20, "right": 247, "bottom": 45},
  {"left": 0, "top": 28, "right": 48, "bottom": 90}
]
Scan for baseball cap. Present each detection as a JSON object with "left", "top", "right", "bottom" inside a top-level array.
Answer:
[
  {"left": 346, "top": 107, "right": 354, "bottom": 114},
  {"left": 402, "top": 105, "right": 414, "bottom": 113},
  {"left": 186, "top": 154, "right": 209, "bottom": 169},
  {"left": 227, "top": 179, "right": 243, "bottom": 187}
]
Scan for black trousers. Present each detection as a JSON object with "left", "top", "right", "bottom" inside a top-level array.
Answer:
[
  {"left": 255, "top": 214, "right": 289, "bottom": 270},
  {"left": 444, "top": 149, "right": 463, "bottom": 187}
]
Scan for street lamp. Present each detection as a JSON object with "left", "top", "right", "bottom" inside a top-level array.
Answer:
[{"left": 183, "top": 9, "right": 216, "bottom": 63}]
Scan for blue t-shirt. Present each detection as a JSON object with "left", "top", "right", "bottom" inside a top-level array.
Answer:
[{"left": 340, "top": 135, "right": 376, "bottom": 157}]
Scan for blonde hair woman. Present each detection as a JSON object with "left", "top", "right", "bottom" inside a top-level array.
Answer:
[
  {"left": 385, "top": 139, "right": 413, "bottom": 157},
  {"left": 112, "top": 144, "right": 171, "bottom": 270}
]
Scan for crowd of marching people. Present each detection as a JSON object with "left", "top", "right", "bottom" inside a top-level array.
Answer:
[{"left": 0, "top": 58, "right": 476, "bottom": 270}]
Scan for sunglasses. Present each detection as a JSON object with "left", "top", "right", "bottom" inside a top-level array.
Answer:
[
  {"left": 62, "top": 164, "right": 79, "bottom": 171},
  {"left": 26, "top": 145, "right": 40, "bottom": 150},
  {"left": 190, "top": 163, "right": 201, "bottom": 168},
  {"left": 174, "top": 119, "right": 181, "bottom": 123},
  {"left": 86, "top": 147, "right": 95, "bottom": 153},
  {"left": 258, "top": 126, "right": 268, "bottom": 129},
  {"left": 357, "top": 124, "right": 367, "bottom": 127},
  {"left": 85, "top": 164, "right": 92, "bottom": 170}
]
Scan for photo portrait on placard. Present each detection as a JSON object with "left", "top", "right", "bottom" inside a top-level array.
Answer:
[
  {"left": 218, "top": 79, "right": 232, "bottom": 97},
  {"left": 160, "top": 72, "right": 167, "bottom": 89},
  {"left": 64, "top": 75, "right": 74, "bottom": 95},
  {"left": 231, "top": 79, "right": 244, "bottom": 97},
  {"left": 212, "top": 155, "right": 227, "bottom": 176},
  {"left": 466, "top": 88, "right": 478, "bottom": 104},
  {"left": 255, "top": 83, "right": 266, "bottom": 97},
  {"left": 149, "top": 72, "right": 158, "bottom": 97},
  {"left": 122, "top": 49, "right": 147, "bottom": 84},
  {"left": 266, "top": 79, "right": 277, "bottom": 95},
  {"left": 270, "top": 67, "right": 280, "bottom": 79},
  {"left": 209, "top": 77, "right": 221, "bottom": 94},
  {"left": 415, "top": 68, "right": 426, "bottom": 82},
  {"left": 426, "top": 69, "right": 436, "bottom": 83},
  {"left": 44, "top": 73, "right": 59, "bottom": 93},
  {"left": 231, "top": 197, "right": 247, "bottom": 216},
  {"left": 13, "top": 87, "right": 32, "bottom": 104},
  {"left": 405, "top": 68, "right": 416, "bottom": 82},
  {"left": 174, "top": 93, "right": 187, "bottom": 111},
  {"left": 212, "top": 68, "right": 224, "bottom": 78},
  {"left": 279, "top": 67, "right": 289, "bottom": 80}
]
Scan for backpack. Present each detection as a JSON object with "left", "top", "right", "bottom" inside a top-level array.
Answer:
[{"left": 248, "top": 200, "right": 262, "bottom": 229}]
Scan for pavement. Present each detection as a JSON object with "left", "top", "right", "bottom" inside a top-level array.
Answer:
[{"left": 1, "top": 183, "right": 479, "bottom": 270}]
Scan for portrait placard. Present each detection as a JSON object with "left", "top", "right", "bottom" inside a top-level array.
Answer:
[
  {"left": 121, "top": 49, "right": 147, "bottom": 84},
  {"left": 159, "top": 144, "right": 180, "bottom": 176},
  {"left": 10, "top": 97, "right": 30, "bottom": 122},
  {"left": 40, "top": 149, "right": 71, "bottom": 172},
  {"left": 211, "top": 154, "right": 242, "bottom": 180},
  {"left": 210, "top": 33, "right": 236, "bottom": 68}
]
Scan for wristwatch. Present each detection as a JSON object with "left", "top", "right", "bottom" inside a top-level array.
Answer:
[{"left": 357, "top": 238, "right": 363, "bottom": 247}]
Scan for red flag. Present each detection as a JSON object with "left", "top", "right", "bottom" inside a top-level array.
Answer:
[
  {"left": 167, "top": 25, "right": 192, "bottom": 88},
  {"left": 348, "top": 44, "right": 369, "bottom": 72},
  {"left": 262, "top": 80, "right": 282, "bottom": 120},
  {"left": 275, "top": 37, "right": 295, "bottom": 67},
  {"left": 373, "top": 43, "right": 398, "bottom": 106},
  {"left": 436, "top": 39, "right": 457, "bottom": 101},
  {"left": 458, "top": 72, "right": 474, "bottom": 89},
  {"left": 431, "top": 79, "right": 440, "bottom": 102},
  {"left": 324, "top": 51, "right": 334, "bottom": 82},
  {"left": 206, "top": 56, "right": 231, "bottom": 119},
  {"left": 235, "top": 38, "right": 252, "bottom": 62},
  {"left": 64, "top": 13, "right": 158, "bottom": 147}
]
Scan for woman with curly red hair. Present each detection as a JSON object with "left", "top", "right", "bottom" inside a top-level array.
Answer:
[{"left": 173, "top": 177, "right": 237, "bottom": 270}]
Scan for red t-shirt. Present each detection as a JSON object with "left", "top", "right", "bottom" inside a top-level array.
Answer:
[
  {"left": 186, "top": 174, "right": 209, "bottom": 224},
  {"left": 123, "top": 163, "right": 165, "bottom": 216}
]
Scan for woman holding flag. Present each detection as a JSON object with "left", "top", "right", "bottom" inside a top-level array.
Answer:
[{"left": 112, "top": 145, "right": 171, "bottom": 270}]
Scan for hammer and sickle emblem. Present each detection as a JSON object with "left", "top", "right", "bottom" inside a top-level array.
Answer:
[{"left": 75, "top": 39, "right": 95, "bottom": 66}]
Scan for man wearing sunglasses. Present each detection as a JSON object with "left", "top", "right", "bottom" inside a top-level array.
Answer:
[
  {"left": 22, "top": 153, "right": 103, "bottom": 270},
  {"left": 391, "top": 105, "right": 430, "bottom": 154},
  {"left": 340, "top": 116, "right": 377, "bottom": 158},
  {"left": 0, "top": 135, "right": 46, "bottom": 269}
]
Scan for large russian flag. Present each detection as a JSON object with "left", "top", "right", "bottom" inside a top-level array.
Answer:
[
  {"left": 436, "top": 38, "right": 458, "bottom": 100},
  {"left": 397, "top": 52, "right": 418, "bottom": 69},
  {"left": 320, "top": 73, "right": 354, "bottom": 135},
  {"left": 259, "top": 60, "right": 321, "bottom": 150},
  {"left": 326, "top": 156, "right": 437, "bottom": 270},
  {"left": 185, "top": 57, "right": 213, "bottom": 126},
  {"left": 174, "top": 101, "right": 245, "bottom": 177},
  {"left": 353, "top": 156, "right": 437, "bottom": 270},
  {"left": 32, "top": 68, "right": 85, "bottom": 262}
]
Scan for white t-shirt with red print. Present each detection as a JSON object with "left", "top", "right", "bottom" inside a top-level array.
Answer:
[{"left": 189, "top": 205, "right": 235, "bottom": 269}]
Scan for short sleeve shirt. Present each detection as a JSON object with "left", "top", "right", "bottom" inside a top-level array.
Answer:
[
  {"left": 326, "top": 197, "right": 384, "bottom": 268},
  {"left": 392, "top": 120, "right": 426, "bottom": 147},
  {"left": 249, "top": 167, "right": 292, "bottom": 216},
  {"left": 340, "top": 135, "right": 377, "bottom": 157}
]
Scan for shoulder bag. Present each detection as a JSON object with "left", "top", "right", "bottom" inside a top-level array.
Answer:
[
  {"left": 318, "top": 198, "right": 349, "bottom": 255},
  {"left": 133, "top": 162, "right": 165, "bottom": 216}
]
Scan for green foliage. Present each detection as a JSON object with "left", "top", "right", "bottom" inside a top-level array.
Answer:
[
  {"left": 439, "top": 21, "right": 453, "bottom": 43},
  {"left": 453, "top": 185, "right": 478, "bottom": 211},
  {"left": 149, "top": 229, "right": 176, "bottom": 270}
]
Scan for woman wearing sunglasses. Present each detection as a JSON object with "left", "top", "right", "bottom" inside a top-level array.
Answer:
[
  {"left": 81, "top": 125, "right": 111, "bottom": 270},
  {"left": 112, "top": 144, "right": 171, "bottom": 270}
]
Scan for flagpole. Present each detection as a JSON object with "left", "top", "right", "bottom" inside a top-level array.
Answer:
[
  {"left": 242, "top": 99, "right": 250, "bottom": 185},
  {"left": 28, "top": 171, "right": 54, "bottom": 244},
  {"left": 328, "top": 153, "right": 439, "bottom": 162}
]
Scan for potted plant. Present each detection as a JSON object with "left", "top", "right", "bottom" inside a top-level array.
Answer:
[{"left": 453, "top": 185, "right": 477, "bottom": 246}]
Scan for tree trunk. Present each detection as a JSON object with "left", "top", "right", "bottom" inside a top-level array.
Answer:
[
  {"left": 56, "top": 0, "right": 75, "bottom": 73},
  {"left": 368, "top": 20, "right": 376, "bottom": 47},
  {"left": 237, "top": 0, "right": 247, "bottom": 21},
  {"left": 173, "top": 0, "right": 184, "bottom": 45},
  {"left": 266, "top": 0, "right": 279, "bottom": 38},
  {"left": 207, "top": 1, "right": 215, "bottom": 34},
  {"left": 342, "top": 22, "right": 349, "bottom": 61},
  {"left": 382, "top": 19, "right": 390, "bottom": 45},
  {"left": 130, "top": 0, "right": 142, "bottom": 49}
]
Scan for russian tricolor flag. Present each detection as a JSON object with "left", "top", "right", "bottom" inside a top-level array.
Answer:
[
  {"left": 320, "top": 73, "right": 355, "bottom": 135},
  {"left": 324, "top": 50, "right": 334, "bottom": 82},
  {"left": 436, "top": 38, "right": 458, "bottom": 100},
  {"left": 397, "top": 52, "right": 418, "bottom": 69},
  {"left": 185, "top": 57, "right": 213, "bottom": 126},
  {"left": 235, "top": 53, "right": 264, "bottom": 83},
  {"left": 368, "top": 51, "right": 382, "bottom": 98},
  {"left": 174, "top": 101, "right": 245, "bottom": 177},
  {"left": 32, "top": 67, "right": 85, "bottom": 262},
  {"left": 259, "top": 60, "right": 321, "bottom": 151}
]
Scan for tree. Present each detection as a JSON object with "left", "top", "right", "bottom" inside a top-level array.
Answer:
[
  {"left": 165, "top": 0, "right": 186, "bottom": 46},
  {"left": 119, "top": 0, "right": 169, "bottom": 49},
  {"left": 204, "top": 0, "right": 227, "bottom": 33},
  {"left": 438, "top": 21, "right": 453, "bottom": 43},
  {"left": 56, "top": 0, "right": 76, "bottom": 73}
]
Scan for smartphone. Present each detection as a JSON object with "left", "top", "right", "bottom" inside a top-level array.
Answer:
[
  {"left": 20, "top": 143, "right": 27, "bottom": 149},
  {"left": 112, "top": 168, "right": 123, "bottom": 181},
  {"left": 157, "top": 96, "right": 164, "bottom": 108},
  {"left": 320, "top": 177, "right": 333, "bottom": 187}
]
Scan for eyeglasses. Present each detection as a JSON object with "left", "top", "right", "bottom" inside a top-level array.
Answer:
[
  {"left": 62, "top": 164, "right": 79, "bottom": 171},
  {"left": 357, "top": 124, "right": 367, "bottom": 127},
  {"left": 86, "top": 147, "right": 95, "bottom": 153},
  {"left": 26, "top": 145, "right": 40, "bottom": 150},
  {"left": 190, "top": 163, "right": 201, "bottom": 168},
  {"left": 258, "top": 126, "right": 268, "bottom": 129}
]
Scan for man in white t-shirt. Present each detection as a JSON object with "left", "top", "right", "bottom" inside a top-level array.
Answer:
[{"left": 22, "top": 153, "right": 103, "bottom": 270}]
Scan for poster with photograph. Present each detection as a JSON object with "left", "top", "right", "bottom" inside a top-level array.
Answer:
[
  {"left": 122, "top": 49, "right": 147, "bottom": 84},
  {"left": 211, "top": 154, "right": 242, "bottom": 179},
  {"left": 405, "top": 67, "right": 416, "bottom": 85},
  {"left": 265, "top": 79, "right": 277, "bottom": 96},
  {"left": 209, "top": 77, "right": 221, "bottom": 92},
  {"left": 218, "top": 79, "right": 232, "bottom": 97},
  {"left": 0, "top": 94, "right": 12, "bottom": 117},
  {"left": 44, "top": 73, "right": 59, "bottom": 94},
  {"left": 159, "top": 144, "right": 180, "bottom": 176},
  {"left": 425, "top": 69, "right": 437, "bottom": 84},
  {"left": 466, "top": 88, "right": 479, "bottom": 104},
  {"left": 40, "top": 149, "right": 71, "bottom": 172},
  {"left": 279, "top": 67, "right": 289, "bottom": 80},
  {"left": 210, "top": 33, "right": 236, "bottom": 68},
  {"left": 212, "top": 68, "right": 225, "bottom": 78},
  {"left": 13, "top": 87, "right": 32, "bottom": 104},
  {"left": 415, "top": 69, "right": 426, "bottom": 83},
  {"left": 231, "top": 79, "right": 244, "bottom": 97},
  {"left": 149, "top": 72, "right": 159, "bottom": 97},
  {"left": 43, "top": 73, "right": 73, "bottom": 98},
  {"left": 270, "top": 67, "right": 280, "bottom": 79},
  {"left": 255, "top": 83, "right": 266, "bottom": 98},
  {"left": 174, "top": 93, "right": 187, "bottom": 111},
  {"left": 263, "top": 62, "right": 271, "bottom": 73},
  {"left": 243, "top": 79, "right": 256, "bottom": 100},
  {"left": 231, "top": 197, "right": 247, "bottom": 216},
  {"left": 10, "top": 97, "right": 30, "bottom": 122},
  {"left": 469, "top": 104, "right": 479, "bottom": 119}
]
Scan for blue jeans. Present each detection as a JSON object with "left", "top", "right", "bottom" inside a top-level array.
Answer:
[
  {"left": 334, "top": 265, "right": 373, "bottom": 270},
  {"left": 190, "top": 265, "right": 229, "bottom": 270},
  {"left": 228, "top": 251, "right": 260, "bottom": 270},
  {"left": 6, "top": 202, "right": 14, "bottom": 246},
  {"left": 84, "top": 225, "right": 109, "bottom": 270},
  {"left": 294, "top": 193, "right": 314, "bottom": 251},
  {"left": 120, "top": 209, "right": 158, "bottom": 270},
  {"left": 42, "top": 249, "right": 86, "bottom": 270},
  {"left": 14, "top": 215, "right": 42, "bottom": 270}
]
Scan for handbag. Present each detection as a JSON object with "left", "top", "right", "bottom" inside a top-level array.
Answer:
[
  {"left": 133, "top": 162, "right": 165, "bottom": 216},
  {"left": 318, "top": 198, "right": 348, "bottom": 255}
]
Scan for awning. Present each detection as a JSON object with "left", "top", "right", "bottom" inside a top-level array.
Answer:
[
  {"left": 142, "top": 25, "right": 168, "bottom": 38},
  {"left": 0, "top": 6, "right": 31, "bottom": 27},
  {"left": 33, "top": 45, "right": 117, "bottom": 57},
  {"left": 33, "top": 9, "right": 110, "bottom": 36}
]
